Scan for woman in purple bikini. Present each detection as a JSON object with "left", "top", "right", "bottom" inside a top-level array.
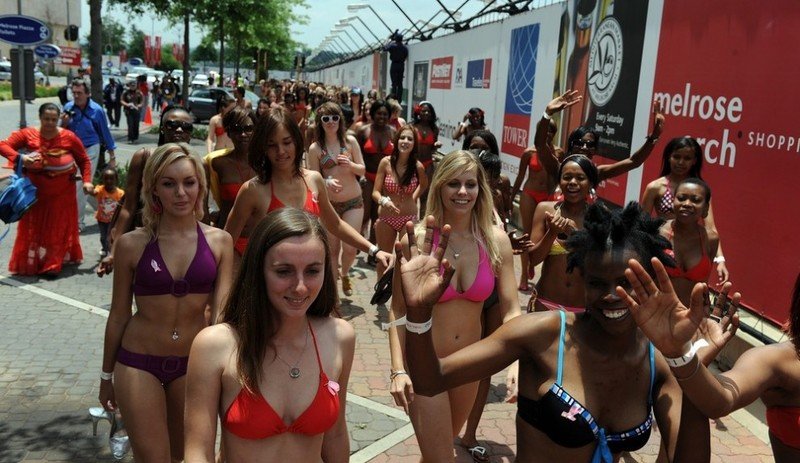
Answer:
[{"left": 98, "top": 143, "right": 234, "bottom": 461}]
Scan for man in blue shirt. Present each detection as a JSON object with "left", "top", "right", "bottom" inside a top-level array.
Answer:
[{"left": 61, "top": 77, "right": 117, "bottom": 231}]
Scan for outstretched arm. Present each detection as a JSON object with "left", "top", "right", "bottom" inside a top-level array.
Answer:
[
  {"left": 535, "top": 90, "right": 582, "bottom": 179},
  {"left": 597, "top": 98, "right": 665, "bottom": 180}
]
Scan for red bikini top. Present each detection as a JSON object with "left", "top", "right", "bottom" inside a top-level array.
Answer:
[
  {"left": 363, "top": 136, "right": 393, "bottom": 156},
  {"left": 664, "top": 223, "right": 712, "bottom": 283},
  {"left": 215, "top": 126, "right": 225, "bottom": 137},
  {"left": 219, "top": 183, "right": 243, "bottom": 202},
  {"left": 223, "top": 322, "right": 340, "bottom": 440},
  {"left": 417, "top": 129, "right": 436, "bottom": 146},
  {"left": 267, "top": 179, "right": 321, "bottom": 216},
  {"left": 529, "top": 152, "right": 543, "bottom": 172}
]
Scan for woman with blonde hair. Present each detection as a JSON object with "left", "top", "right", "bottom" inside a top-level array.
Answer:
[
  {"left": 307, "top": 102, "right": 366, "bottom": 296},
  {"left": 98, "top": 143, "right": 233, "bottom": 461},
  {"left": 386, "top": 150, "right": 519, "bottom": 461}
]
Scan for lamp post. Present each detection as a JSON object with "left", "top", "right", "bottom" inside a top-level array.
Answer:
[
  {"left": 334, "top": 27, "right": 364, "bottom": 53},
  {"left": 347, "top": 3, "right": 394, "bottom": 35},
  {"left": 343, "top": 15, "right": 382, "bottom": 44}
]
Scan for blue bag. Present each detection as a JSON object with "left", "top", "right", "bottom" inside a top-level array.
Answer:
[{"left": 0, "top": 154, "right": 38, "bottom": 224}]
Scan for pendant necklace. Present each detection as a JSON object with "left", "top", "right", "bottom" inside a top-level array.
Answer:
[{"left": 275, "top": 324, "right": 310, "bottom": 379}]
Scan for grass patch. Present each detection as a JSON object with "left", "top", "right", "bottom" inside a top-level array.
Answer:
[{"left": 0, "top": 82, "right": 62, "bottom": 101}]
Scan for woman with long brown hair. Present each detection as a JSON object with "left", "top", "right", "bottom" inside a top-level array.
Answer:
[{"left": 185, "top": 208, "right": 354, "bottom": 462}]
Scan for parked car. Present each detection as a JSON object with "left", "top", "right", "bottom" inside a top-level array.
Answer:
[
  {"left": 191, "top": 74, "right": 209, "bottom": 88},
  {"left": 0, "top": 62, "right": 11, "bottom": 81},
  {"left": 186, "top": 87, "right": 258, "bottom": 122}
]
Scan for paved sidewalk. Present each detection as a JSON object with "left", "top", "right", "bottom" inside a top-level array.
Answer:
[{"left": 0, "top": 132, "right": 776, "bottom": 462}]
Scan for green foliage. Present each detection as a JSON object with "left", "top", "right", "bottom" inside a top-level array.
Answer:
[
  {"left": 0, "top": 83, "right": 61, "bottom": 101},
  {"left": 155, "top": 45, "right": 181, "bottom": 71},
  {"left": 127, "top": 27, "right": 146, "bottom": 61},
  {"left": 102, "top": 15, "right": 128, "bottom": 54},
  {"left": 192, "top": 37, "right": 218, "bottom": 62}
]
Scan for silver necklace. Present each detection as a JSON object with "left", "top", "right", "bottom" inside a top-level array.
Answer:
[{"left": 275, "top": 324, "right": 310, "bottom": 379}]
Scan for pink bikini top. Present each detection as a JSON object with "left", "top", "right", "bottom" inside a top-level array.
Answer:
[{"left": 432, "top": 229, "right": 495, "bottom": 303}]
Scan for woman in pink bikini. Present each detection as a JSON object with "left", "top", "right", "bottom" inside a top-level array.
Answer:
[
  {"left": 98, "top": 143, "right": 234, "bottom": 461},
  {"left": 185, "top": 207, "right": 354, "bottom": 462},
  {"left": 307, "top": 102, "right": 366, "bottom": 297},
  {"left": 371, "top": 125, "right": 427, "bottom": 279},
  {"left": 385, "top": 150, "right": 519, "bottom": 461},
  {"left": 225, "top": 107, "right": 393, "bottom": 269}
]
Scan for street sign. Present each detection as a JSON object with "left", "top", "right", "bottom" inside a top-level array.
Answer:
[
  {"left": 34, "top": 43, "right": 61, "bottom": 59},
  {"left": 54, "top": 46, "right": 81, "bottom": 66},
  {"left": 129, "top": 57, "right": 143, "bottom": 66},
  {"left": 0, "top": 15, "right": 51, "bottom": 46}
]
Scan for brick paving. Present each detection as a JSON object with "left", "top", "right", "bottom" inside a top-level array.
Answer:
[{"left": 0, "top": 129, "right": 775, "bottom": 462}]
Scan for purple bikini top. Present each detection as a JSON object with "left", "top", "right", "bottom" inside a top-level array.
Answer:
[{"left": 133, "top": 223, "right": 217, "bottom": 297}]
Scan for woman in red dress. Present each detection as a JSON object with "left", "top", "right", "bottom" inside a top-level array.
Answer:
[{"left": 0, "top": 103, "right": 93, "bottom": 276}]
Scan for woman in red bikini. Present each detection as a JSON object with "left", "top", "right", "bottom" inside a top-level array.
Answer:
[
  {"left": 357, "top": 100, "right": 396, "bottom": 253},
  {"left": 511, "top": 120, "right": 560, "bottom": 291},
  {"left": 641, "top": 136, "right": 729, "bottom": 285},
  {"left": 307, "top": 102, "right": 366, "bottom": 297},
  {"left": 372, "top": 125, "right": 427, "bottom": 280},
  {"left": 659, "top": 178, "right": 718, "bottom": 305},
  {"left": 185, "top": 208, "right": 355, "bottom": 462},
  {"left": 528, "top": 155, "right": 597, "bottom": 314},
  {"left": 206, "top": 95, "right": 236, "bottom": 154},
  {"left": 411, "top": 101, "right": 440, "bottom": 216},
  {"left": 99, "top": 143, "right": 234, "bottom": 461},
  {"left": 624, "top": 261, "right": 800, "bottom": 462},
  {"left": 453, "top": 107, "right": 486, "bottom": 142},
  {"left": 204, "top": 107, "right": 257, "bottom": 231},
  {"left": 225, "top": 107, "right": 393, "bottom": 269},
  {"left": 385, "top": 151, "right": 519, "bottom": 461}
]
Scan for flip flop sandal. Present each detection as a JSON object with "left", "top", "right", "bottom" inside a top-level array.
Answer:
[{"left": 466, "top": 444, "right": 490, "bottom": 463}]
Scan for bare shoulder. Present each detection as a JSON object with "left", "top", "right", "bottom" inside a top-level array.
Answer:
[
  {"left": 308, "top": 142, "right": 321, "bottom": 155},
  {"left": 501, "top": 310, "right": 563, "bottom": 354},
  {"left": 199, "top": 222, "right": 232, "bottom": 246},
  {"left": 313, "top": 316, "right": 356, "bottom": 347},
  {"left": 304, "top": 168, "right": 324, "bottom": 185},
  {"left": 535, "top": 200, "right": 558, "bottom": 214},
  {"left": 491, "top": 226, "right": 512, "bottom": 248},
  {"left": 345, "top": 134, "right": 359, "bottom": 147},
  {"left": 192, "top": 323, "right": 237, "bottom": 357},
  {"left": 116, "top": 228, "right": 150, "bottom": 265}
]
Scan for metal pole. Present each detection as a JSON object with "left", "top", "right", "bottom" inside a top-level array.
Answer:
[
  {"left": 18, "top": 0, "right": 26, "bottom": 128},
  {"left": 66, "top": 0, "right": 73, "bottom": 81},
  {"left": 364, "top": 6, "right": 394, "bottom": 35},
  {"left": 353, "top": 16, "right": 382, "bottom": 43},
  {"left": 389, "top": 0, "right": 425, "bottom": 37},
  {"left": 345, "top": 23, "right": 372, "bottom": 48}
]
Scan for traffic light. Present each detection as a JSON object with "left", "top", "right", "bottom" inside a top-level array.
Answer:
[{"left": 64, "top": 25, "right": 79, "bottom": 42}]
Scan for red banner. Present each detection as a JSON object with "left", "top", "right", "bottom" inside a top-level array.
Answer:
[
  {"left": 55, "top": 46, "right": 81, "bottom": 66},
  {"left": 119, "top": 49, "right": 127, "bottom": 65},
  {"left": 429, "top": 56, "right": 453, "bottom": 89},
  {"left": 154, "top": 36, "right": 161, "bottom": 65},
  {"left": 144, "top": 35, "right": 152, "bottom": 66},
  {"left": 646, "top": 0, "right": 800, "bottom": 324}
]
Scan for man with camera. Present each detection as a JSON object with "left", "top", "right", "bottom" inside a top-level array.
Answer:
[{"left": 61, "top": 77, "right": 117, "bottom": 232}]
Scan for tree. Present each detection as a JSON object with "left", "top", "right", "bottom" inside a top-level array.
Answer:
[
  {"left": 127, "top": 27, "right": 145, "bottom": 62},
  {"left": 155, "top": 45, "right": 181, "bottom": 70},
  {"left": 102, "top": 15, "right": 127, "bottom": 54},
  {"left": 191, "top": 36, "right": 217, "bottom": 63},
  {"left": 89, "top": 0, "right": 103, "bottom": 103}
]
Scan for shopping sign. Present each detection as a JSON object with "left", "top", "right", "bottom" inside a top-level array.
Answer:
[{"left": 54, "top": 46, "right": 81, "bottom": 66}]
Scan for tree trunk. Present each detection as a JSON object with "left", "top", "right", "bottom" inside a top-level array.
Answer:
[
  {"left": 89, "top": 0, "right": 103, "bottom": 104},
  {"left": 218, "top": 16, "right": 224, "bottom": 86},
  {"left": 183, "top": 10, "right": 189, "bottom": 101},
  {"left": 234, "top": 37, "right": 240, "bottom": 79}
]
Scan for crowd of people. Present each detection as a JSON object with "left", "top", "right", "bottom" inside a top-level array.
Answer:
[{"left": 1, "top": 71, "right": 797, "bottom": 463}]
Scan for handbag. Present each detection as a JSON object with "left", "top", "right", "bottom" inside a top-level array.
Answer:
[{"left": 0, "top": 154, "right": 38, "bottom": 224}]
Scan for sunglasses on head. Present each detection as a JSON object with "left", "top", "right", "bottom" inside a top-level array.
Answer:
[
  {"left": 164, "top": 120, "right": 193, "bottom": 132},
  {"left": 571, "top": 139, "right": 597, "bottom": 149},
  {"left": 228, "top": 124, "right": 255, "bottom": 134},
  {"left": 321, "top": 115, "right": 340, "bottom": 123}
]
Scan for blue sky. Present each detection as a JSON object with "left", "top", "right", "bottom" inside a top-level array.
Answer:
[{"left": 85, "top": 0, "right": 497, "bottom": 51}]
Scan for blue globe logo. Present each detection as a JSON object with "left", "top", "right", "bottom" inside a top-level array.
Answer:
[{"left": 505, "top": 24, "right": 539, "bottom": 115}]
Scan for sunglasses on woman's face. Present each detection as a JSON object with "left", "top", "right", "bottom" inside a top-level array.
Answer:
[
  {"left": 571, "top": 139, "right": 597, "bottom": 149},
  {"left": 321, "top": 115, "right": 340, "bottom": 124},
  {"left": 229, "top": 124, "right": 255, "bottom": 134},
  {"left": 164, "top": 120, "right": 193, "bottom": 132}
]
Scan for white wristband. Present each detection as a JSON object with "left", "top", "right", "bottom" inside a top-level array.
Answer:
[
  {"left": 542, "top": 111, "right": 552, "bottom": 120},
  {"left": 405, "top": 317, "right": 432, "bottom": 334},
  {"left": 713, "top": 256, "right": 726, "bottom": 264},
  {"left": 664, "top": 339, "right": 708, "bottom": 368},
  {"left": 368, "top": 244, "right": 379, "bottom": 257},
  {"left": 381, "top": 315, "right": 406, "bottom": 331},
  {"left": 379, "top": 196, "right": 389, "bottom": 206},
  {"left": 100, "top": 371, "right": 113, "bottom": 381}
]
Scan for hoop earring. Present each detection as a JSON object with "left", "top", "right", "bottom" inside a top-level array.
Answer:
[{"left": 152, "top": 195, "right": 163, "bottom": 214}]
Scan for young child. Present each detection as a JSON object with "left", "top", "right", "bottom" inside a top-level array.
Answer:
[{"left": 92, "top": 168, "right": 124, "bottom": 257}]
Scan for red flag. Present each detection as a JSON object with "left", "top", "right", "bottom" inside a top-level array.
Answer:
[
  {"left": 144, "top": 35, "right": 152, "bottom": 66},
  {"left": 154, "top": 36, "right": 162, "bottom": 65},
  {"left": 119, "top": 49, "right": 127, "bottom": 65}
]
